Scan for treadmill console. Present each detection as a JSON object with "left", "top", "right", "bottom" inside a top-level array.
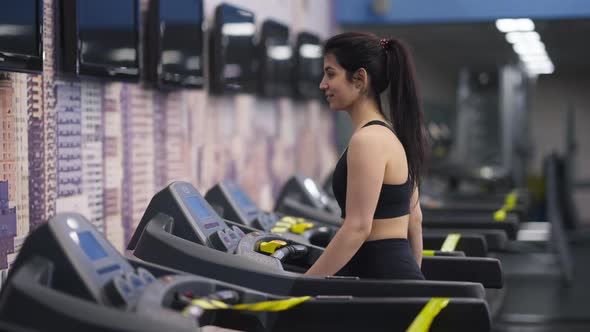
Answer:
[
  {"left": 1, "top": 212, "right": 278, "bottom": 331},
  {"left": 222, "top": 181, "right": 279, "bottom": 230},
  {"left": 285, "top": 175, "right": 341, "bottom": 215},
  {"left": 225, "top": 181, "right": 261, "bottom": 222},
  {"left": 170, "top": 182, "right": 246, "bottom": 252},
  {"left": 15, "top": 213, "right": 156, "bottom": 307}
]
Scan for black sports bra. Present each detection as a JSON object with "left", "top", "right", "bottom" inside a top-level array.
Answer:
[{"left": 332, "top": 120, "right": 412, "bottom": 219}]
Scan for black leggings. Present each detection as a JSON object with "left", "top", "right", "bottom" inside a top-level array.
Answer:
[{"left": 337, "top": 238, "right": 425, "bottom": 280}]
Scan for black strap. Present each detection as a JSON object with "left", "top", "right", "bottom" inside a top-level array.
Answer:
[{"left": 362, "top": 120, "right": 394, "bottom": 133}]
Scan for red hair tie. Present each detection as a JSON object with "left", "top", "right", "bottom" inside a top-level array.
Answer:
[{"left": 379, "top": 38, "right": 393, "bottom": 51}]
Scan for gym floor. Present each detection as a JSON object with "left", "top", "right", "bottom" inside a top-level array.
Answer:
[{"left": 493, "top": 238, "right": 590, "bottom": 332}]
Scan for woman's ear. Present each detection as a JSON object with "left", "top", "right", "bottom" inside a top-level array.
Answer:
[{"left": 353, "top": 68, "right": 369, "bottom": 94}]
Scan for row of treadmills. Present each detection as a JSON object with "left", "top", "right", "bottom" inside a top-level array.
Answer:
[{"left": 0, "top": 155, "right": 572, "bottom": 331}]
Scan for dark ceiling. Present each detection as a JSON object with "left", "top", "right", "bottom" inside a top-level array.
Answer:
[{"left": 343, "top": 19, "right": 590, "bottom": 76}]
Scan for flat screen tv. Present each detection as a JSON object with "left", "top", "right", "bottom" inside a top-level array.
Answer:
[
  {"left": 293, "top": 32, "right": 323, "bottom": 100},
  {"left": 209, "top": 3, "right": 256, "bottom": 95},
  {"left": 0, "top": 0, "right": 43, "bottom": 73},
  {"left": 145, "top": 0, "right": 204, "bottom": 89},
  {"left": 60, "top": 0, "right": 140, "bottom": 81},
  {"left": 257, "top": 20, "right": 292, "bottom": 98}
]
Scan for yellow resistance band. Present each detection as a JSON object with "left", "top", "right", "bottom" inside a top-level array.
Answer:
[
  {"left": 182, "top": 296, "right": 312, "bottom": 316},
  {"left": 406, "top": 297, "right": 450, "bottom": 332}
]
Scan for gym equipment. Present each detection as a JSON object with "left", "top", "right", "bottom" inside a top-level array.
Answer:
[
  {"left": 0, "top": 213, "right": 492, "bottom": 332},
  {"left": 128, "top": 181, "right": 503, "bottom": 289}
]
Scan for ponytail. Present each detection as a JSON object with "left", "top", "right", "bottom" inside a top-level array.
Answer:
[{"left": 385, "top": 39, "right": 427, "bottom": 191}]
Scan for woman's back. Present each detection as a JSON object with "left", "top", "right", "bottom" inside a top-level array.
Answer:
[{"left": 332, "top": 120, "right": 412, "bottom": 240}]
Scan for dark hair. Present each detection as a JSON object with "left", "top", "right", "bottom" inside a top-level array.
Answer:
[{"left": 324, "top": 32, "right": 428, "bottom": 192}]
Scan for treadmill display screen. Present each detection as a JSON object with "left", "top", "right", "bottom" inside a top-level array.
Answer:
[
  {"left": 185, "top": 195, "right": 211, "bottom": 219},
  {"left": 78, "top": 231, "right": 108, "bottom": 261},
  {"left": 226, "top": 183, "right": 259, "bottom": 221},
  {"left": 231, "top": 187, "right": 257, "bottom": 211}
]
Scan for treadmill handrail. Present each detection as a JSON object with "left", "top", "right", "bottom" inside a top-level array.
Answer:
[
  {"left": 423, "top": 233, "right": 488, "bottom": 257},
  {"left": 422, "top": 256, "right": 503, "bottom": 289},
  {"left": 422, "top": 218, "right": 518, "bottom": 240}
]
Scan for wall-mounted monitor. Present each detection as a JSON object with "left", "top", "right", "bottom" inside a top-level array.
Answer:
[
  {"left": 145, "top": 0, "right": 204, "bottom": 89},
  {"left": 257, "top": 20, "right": 292, "bottom": 98},
  {"left": 209, "top": 3, "right": 256, "bottom": 95},
  {"left": 293, "top": 32, "right": 323, "bottom": 100},
  {"left": 60, "top": 0, "right": 140, "bottom": 81},
  {"left": 0, "top": 0, "right": 43, "bottom": 73}
]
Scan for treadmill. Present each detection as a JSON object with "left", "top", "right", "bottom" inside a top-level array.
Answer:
[
  {"left": 206, "top": 180, "right": 336, "bottom": 247},
  {"left": 0, "top": 322, "right": 41, "bottom": 332},
  {"left": 282, "top": 174, "right": 520, "bottom": 240},
  {"left": 277, "top": 174, "right": 509, "bottom": 251},
  {"left": 128, "top": 181, "right": 502, "bottom": 289},
  {"left": 335, "top": 159, "right": 571, "bottom": 282},
  {"left": 207, "top": 179, "right": 487, "bottom": 257},
  {"left": 0, "top": 213, "right": 492, "bottom": 332}
]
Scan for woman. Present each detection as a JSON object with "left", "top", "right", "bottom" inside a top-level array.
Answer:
[{"left": 304, "top": 32, "right": 427, "bottom": 280}]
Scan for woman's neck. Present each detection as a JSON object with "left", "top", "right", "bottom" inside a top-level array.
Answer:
[{"left": 348, "top": 95, "right": 389, "bottom": 132}]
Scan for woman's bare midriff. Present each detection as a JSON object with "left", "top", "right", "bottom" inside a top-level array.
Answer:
[{"left": 366, "top": 215, "right": 409, "bottom": 241}]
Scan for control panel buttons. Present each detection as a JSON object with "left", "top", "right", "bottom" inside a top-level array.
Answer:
[
  {"left": 103, "top": 275, "right": 133, "bottom": 307},
  {"left": 126, "top": 272, "right": 144, "bottom": 289},
  {"left": 103, "top": 268, "right": 155, "bottom": 307},
  {"left": 231, "top": 226, "right": 246, "bottom": 239},
  {"left": 137, "top": 267, "right": 156, "bottom": 284}
]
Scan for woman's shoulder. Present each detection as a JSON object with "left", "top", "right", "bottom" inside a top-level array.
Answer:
[
  {"left": 352, "top": 123, "right": 404, "bottom": 152},
  {"left": 348, "top": 126, "right": 404, "bottom": 160}
]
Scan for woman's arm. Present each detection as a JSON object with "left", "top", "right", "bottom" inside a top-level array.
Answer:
[
  {"left": 304, "top": 219, "right": 371, "bottom": 276},
  {"left": 305, "top": 130, "right": 385, "bottom": 277},
  {"left": 407, "top": 187, "right": 423, "bottom": 267}
]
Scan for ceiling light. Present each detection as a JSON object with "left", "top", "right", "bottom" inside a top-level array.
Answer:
[
  {"left": 496, "top": 18, "right": 535, "bottom": 32},
  {"left": 526, "top": 62, "right": 554, "bottom": 74},
  {"left": 520, "top": 54, "right": 550, "bottom": 62},
  {"left": 513, "top": 42, "right": 546, "bottom": 55},
  {"left": 505, "top": 31, "right": 540, "bottom": 44},
  {"left": 515, "top": 19, "right": 535, "bottom": 31}
]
